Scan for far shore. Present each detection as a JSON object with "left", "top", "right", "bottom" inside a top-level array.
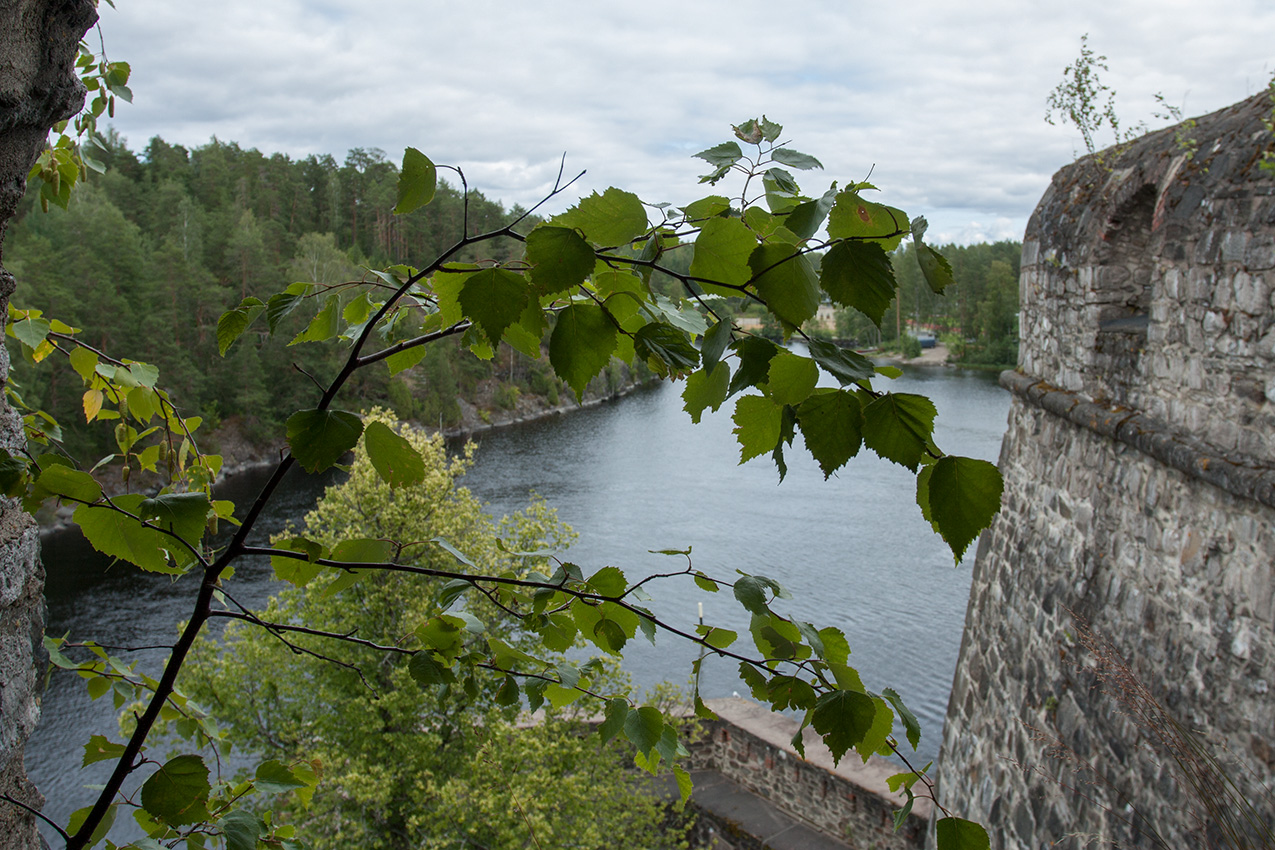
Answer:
[{"left": 869, "top": 340, "right": 951, "bottom": 366}]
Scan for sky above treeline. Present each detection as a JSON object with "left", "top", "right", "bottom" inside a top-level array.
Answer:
[{"left": 93, "top": 0, "right": 1275, "bottom": 245}]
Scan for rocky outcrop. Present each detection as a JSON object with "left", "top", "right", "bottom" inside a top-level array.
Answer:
[{"left": 0, "top": 3, "right": 98, "bottom": 847}]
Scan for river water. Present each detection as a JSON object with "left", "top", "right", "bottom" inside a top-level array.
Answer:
[{"left": 27, "top": 364, "right": 1008, "bottom": 839}]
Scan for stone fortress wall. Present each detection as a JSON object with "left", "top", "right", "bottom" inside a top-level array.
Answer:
[{"left": 938, "top": 92, "right": 1275, "bottom": 848}]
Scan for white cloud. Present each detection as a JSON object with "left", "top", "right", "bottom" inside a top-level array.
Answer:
[{"left": 96, "top": 0, "right": 1275, "bottom": 244}]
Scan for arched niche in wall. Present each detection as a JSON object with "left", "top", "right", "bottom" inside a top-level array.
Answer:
[
  {"left": 1094, "top": 183, "right": 1157, "bottom": 334},
  {"left": 1090, "top": 183, "right": 1157, "bottom": 403}
]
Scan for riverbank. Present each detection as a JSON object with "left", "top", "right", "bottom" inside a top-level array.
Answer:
[{"left": 870, "top": 341, "right": 951, "bottom": 366}]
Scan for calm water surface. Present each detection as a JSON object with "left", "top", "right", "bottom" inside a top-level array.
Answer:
[{"left": 28, "top": 364, "right": 1008, "bottom": 841}]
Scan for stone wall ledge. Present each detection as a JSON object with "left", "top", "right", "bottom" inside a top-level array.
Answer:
[{"left": 1002, "top": 369, "right": 1275, "bottom": 507}]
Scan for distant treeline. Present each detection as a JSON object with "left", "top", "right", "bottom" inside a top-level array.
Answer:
[
  {"left": 5, "top": 135, "right": 551, "bottom": 458},
  {"left": 6, "top": 133, "right": 1021, "bottom": 459}
]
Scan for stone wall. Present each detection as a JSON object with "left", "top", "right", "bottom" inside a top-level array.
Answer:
[
  {"left": 694, "top": 697, "right": 928, "bottom": 849},
  {"left": 939, "top": 92, "right": 1275, "bottom": 848}
]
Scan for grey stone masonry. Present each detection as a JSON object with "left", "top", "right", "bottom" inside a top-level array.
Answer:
[
  {"left": 939, "top": 92, "right": 1275, "bottom": 848},
  {"left": 691, "top": 697, "right": 929, "bottom": 850}
]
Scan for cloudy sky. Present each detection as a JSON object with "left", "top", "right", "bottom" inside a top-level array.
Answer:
[{"left": 94, "top": 1, "right": 1275, "bottom": 245}]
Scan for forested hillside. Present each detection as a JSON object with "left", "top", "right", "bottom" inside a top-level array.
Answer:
[{"left": 4, "top": 135, "right": 561, "bottom": 458}]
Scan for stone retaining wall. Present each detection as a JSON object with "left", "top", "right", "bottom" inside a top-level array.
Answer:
[{"left": 695, "top": 698, "right": 928, "bottom": 849}]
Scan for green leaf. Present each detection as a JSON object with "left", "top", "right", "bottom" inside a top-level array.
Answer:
[
  {"left": 634, "top": 322, "right": 699, "bottom": 376},
  {"left": 701, "top": 319, "right": 732, "bottom": 370},
  {"left": 727, "top": 337, "right": 781, "bottom": 397},
  {"left": 820, "top": 241, "right": 897, "bottom": 327},
  {"left": 767, "top": 675, "right": 817, "bottom": 711},
  {"left": 216, "top": 297, "right": 265, "bottom": 356},
  {"left": 738, "top": 662, "right": 770, "bottom": 701},
  {"left": 748, "top": 244, "right": 820, "bottom": 329},
  {"left": 698, "top": 626, "right": 737, "bottom": 650},
  {"left": 9, "top": 314, "right": 51, "bottom": 349},
  {"left": 271, "top": 537, "right": 325, "bottom": 587},
  {"left": 82, "top": 734, "right": 126, "bottom": 766},
  {"left": 553, "top": 188, "right": 647, "bottom": 247},
  {"left": 690, "top": 217, "right": 756, "bottom": 295},
  {"left": 882, "top": 687, "right": 922, "bottom": 751},
  {"left": 624, "top": 706, "right": 664, "bottom": 755},
  {"left": 925, "top": 456, "right": 1003, "bottom": 561},
  {"left": 936, "top": 818, "right": 991, "bottom": 850},
  {"left": 770, "top": 148, "right": 823, "bottom": 170},
  {"left": 330, "top": 537, "right": 392, "bottom": 565},
  {"left": 86, "top": 675, "right": 110, "bottom": 700},
  {"left": 495, "top": 675, "right": 520, "bottom": 706},
  {"left": 599, "top": 697, "right": 629, "bottom": 744},
  {"left": 74, "top": 495, "right": 176, "bottom": 574},
  {"left": 784, "top": 186, "right": 838, "bottom": 240},
  {"left": 286, "top": 409, "right": 364, "bottom": 473},
  {"left": 731, "top": 395, "right": 783, "bottom": 464},
  {"left": 682, "top": 195, "right": 731, "bottom": 220},
  {"left": 69, "top": 345, "right": 98, "bottom": 381},
  {"left": 732, "top": 575, "right": 769, "bottom": 615},
  {"left": 527, "top": 226, "right": 596, "bottom": 295},
  {"left": 858, "top": 696, "right": 895, "bottom": 761},
  {"left": 266, "top": 282, "right": 313, "bottom": 333},
  {"left": 288, "top": 294, "right": 340, "bottom": 345},
  {"left": 140, "top": 754, "right": 210, "bottom": 827},
  {"left": 805, "top": 337, "right": 875, "bottom": 385},
  {"left": 138, "top": 492, "right": 210, "bottom": 549},
  {"left": 408, "top": 651, "right": 451, "bottom": 686},
  {"left": 811, "top": 689, "right": 878, "bottom": 764},
  {"left": 593, "top": 618, "right": 628, "bottom": 654},
  {"left": 763, "top": 167, "right": 800, "bottom": 195},
  {"left": 693, "top": 572, "right": 719, "bottom": 592},
  {"left": 827, "top": 192, "right": 909, "bottom": 250},
  {"left": 428, "top": 267, "right": 471, "bottom": 327},
  {"left": 66, "top": 803, "right": 117, "bottom": 848},
  {"left": 36, "top": 464, "right": 101, "bottom": 503},
  {"left": 363, "top": 420, "right": 426, "bottom": 488},
  {"left": 587, "top": 566, "right": 627, "bottom": 597},
  {"left": 918, "top": 242, "right": 956, "bottom": 294},
  {"left": 394, "top": 147, "right": 437, "bottom": 215},
  {"left": 594, "top": 269, "right": 647, "bottom": 322},
  {"left": 682, "top": 362, "right": 730, "bottom": 424},
  {"left": 549, "top": 304, "right": 618, "bottom": 401},
  {"left": 796, "top": 390, "right": 863, "bottom": 477},
  {"left": 220, "top": 810, "right": 264, "bottom": 850},
  {"left": 254, "top": 760, "right": 308, "bottom": 794},
  {"left": 386, "top": 344, "right": 428, "bottom": 377},
  {"left": 694, "top": 141, "right": 744, "bottom": 168},
  {"left": 656, "top": 724, "right": 685, "bottom": 763},
  {"left": 456, "top": 268, "right": 529, "bottom": 347},
  {"left": 766, "top": 353, "right": 818, "bottom": 407},
  {"left": 862, "top": 393, "right": 937, "bottom": 472},
  {"left": 0, "top": 450, "right": 28, "bottom": 498},
  {"left": 673, "top": 765, "right": 693, "bottom": 804}
]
